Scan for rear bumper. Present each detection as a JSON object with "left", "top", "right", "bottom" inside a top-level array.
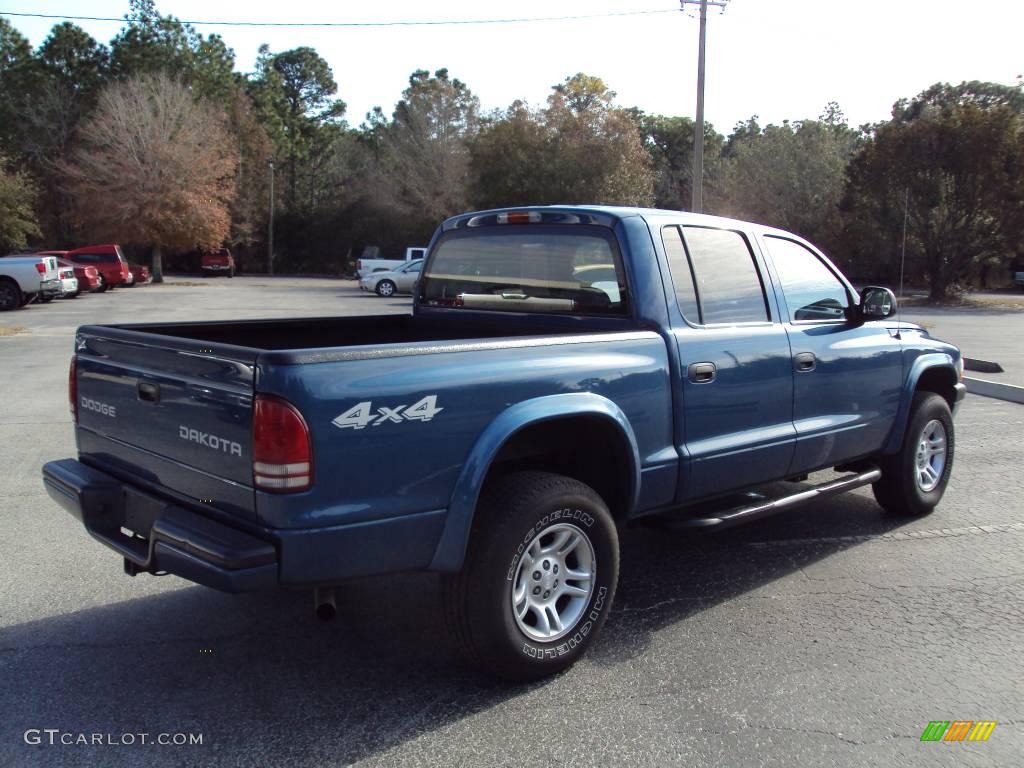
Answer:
[
  {"left": 42, "top": 457, "right": 448, "bottom": 591},
  {"left": 42, "top": 459, "right": 277, "bottom": 592},
  {"left": 40, "top": 278, "right": 62, "bottom": 297}
]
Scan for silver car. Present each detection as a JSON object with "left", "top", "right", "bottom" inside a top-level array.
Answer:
[{"left": 359, "top": 259, "right": 423, "bottom": 297}]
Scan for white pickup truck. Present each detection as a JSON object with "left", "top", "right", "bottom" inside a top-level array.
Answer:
[
  {"left": 355, "top": 246, "right": 427, "bottom": 278},
  {"left": 0, "top": 254, "right": 61, "bottom": 310}
]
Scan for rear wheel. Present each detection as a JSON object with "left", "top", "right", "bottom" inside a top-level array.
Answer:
[
  {"left": 873, "top": 392, "right": 954, "bottom": 516},
  {"left": 443, "top": 471, "right": 619, "bottom": 681},
  {"left": 96, "top": 276, "right": 107, "bottom": 292},
  {"left": 0, "top": 279, "right": 21, "bottom": 311},
  {"left": 376, "top": 280, "right": 396, "bottom": 297}
]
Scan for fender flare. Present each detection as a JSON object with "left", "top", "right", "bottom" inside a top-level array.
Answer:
[
  {"left": 428, "top": 392, "right": 641, "bottom": 572},
  {"left": 882, "top": 353, "right": 958, "bottom": 454}
]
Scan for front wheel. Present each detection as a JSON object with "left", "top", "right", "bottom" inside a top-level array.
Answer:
[
  {"left": 443, "top": 471, "right": 619, "bottom": 681},
  {"left": 873, "top": 392, "right": 954, "bottom": 516},
  {"left": 375, "top": 280, "right": 396, "bottom": 297},
  {"left": 0, "top": 280, "right": 21, "bottom": 311}
]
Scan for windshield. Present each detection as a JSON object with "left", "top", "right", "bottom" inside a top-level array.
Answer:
[{"left": 419, "top": 226, "right": 628, "bottom": 315}]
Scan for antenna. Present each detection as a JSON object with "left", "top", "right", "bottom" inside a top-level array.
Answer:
[{"left": 897, "top": 187, "right": 909, "bottom": 339}]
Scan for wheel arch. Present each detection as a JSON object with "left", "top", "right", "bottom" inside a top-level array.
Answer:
[
  {"left": 882, "top": 354, "right": 958, "bottom": 455},
  {"left": 429, "top": 393, "right": 641, "bottom": 572}
]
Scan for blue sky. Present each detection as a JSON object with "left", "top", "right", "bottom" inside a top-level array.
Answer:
[{"left": 4, "top": 1, "right": 1023, "bottom": 133}]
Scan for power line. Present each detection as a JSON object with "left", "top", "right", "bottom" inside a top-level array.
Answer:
[{"left": 0, "top": 8, "right": 680, "bottom": 28}]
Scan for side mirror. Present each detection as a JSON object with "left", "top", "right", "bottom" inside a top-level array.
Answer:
[{"left": 858, "top": 286, "right": 897, "bottom": 320}]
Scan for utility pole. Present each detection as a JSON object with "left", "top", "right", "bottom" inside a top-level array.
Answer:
[
  {"left": 681, "top": 0, "right": 728, "bottom": 214},
  {"left": 267, "top": 157, "right": 275, "bottom": 276}
]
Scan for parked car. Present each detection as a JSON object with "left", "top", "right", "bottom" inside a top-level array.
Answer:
[
  {"left": 128, "top": 263, "right": 151, "bottom": 285},
  {"left": 65, "top": 244, "right": 133, "bottom": 290},
  {"left": 40, "top": 252, "right": 99, "bottom": 295},
  {"left": 1012, "top": 261, "right": 1024, "bottom": 292},
  {"left": 53, "top": 258, "right": 102, "bottom": 294},
  {"left": 56, "top": 264, "right": 78, "bottom": 298},
  {"left": 356, "top": 246, "right": 426, "bottom": 278},
  {"left": 359, "top": 259, "right": 423, "bottom": 296},
  {"left": 0, "top": 254, "right": 61, "bottom": 310},
  {"left": 43, "top": 205, "right": 965, "bottom": 682},
  {"left": 201, "top": 249, "right": 235, "bottom": 277}
]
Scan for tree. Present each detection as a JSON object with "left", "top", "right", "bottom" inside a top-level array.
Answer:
[
  {"left": 110, "top": 0, "right": 236, "bottom": 101},
  {"left": 892, "top": 80, "right": 1024, "bottom": 123},
  {"left": 843, "top": 100, "right": 1021, "bottom": 299},
  {"left": 468, "top": 100, "right": 550, "bottom": 208},
  {"left": 0, "top": 155, "right": 40, "bottom": 252},
  {"left": 0, "top": 17, "right": 40, "bottom": 155},
  {"left": 63, "top": 74, "right": 237, "bottom": 281},
  {"left": 249, "top": 44, "right": 346, "bottom": 210},
  {"left": 19, "top": 23, "right": 109, "bottom": 244},
  {"left": 369, "top": 68, "right": 479, "bottom": 225},
  {"left": 468, "top": 74, "right": 654, "bottom": 209},
  {"left": 718, "top": 110, "right": 861, "bottom": 249},
  {"left": 224, "top": 90, "right": 273, "bottom": 251},
  {"left": 542, "top": 74, "right": 654, "bottom": 206},
  {"left": 637, "top": 113, "right": 725, "bottom": 211}
]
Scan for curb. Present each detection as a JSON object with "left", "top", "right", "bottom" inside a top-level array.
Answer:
[
  {"left": 964, "top": 357, "right": 1004, "bottom": 374},
  {"left": 965, "top": 377, "right": 1024, "bottom": 405}
]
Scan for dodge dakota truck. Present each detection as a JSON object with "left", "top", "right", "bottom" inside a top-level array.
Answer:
[{"left": 43, "top": 206, "right": 965, "bottom": 681}]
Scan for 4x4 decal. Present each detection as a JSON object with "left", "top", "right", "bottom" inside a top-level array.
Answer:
[{"left": 331, "top": 395, "right": 443, "bottom": 430}]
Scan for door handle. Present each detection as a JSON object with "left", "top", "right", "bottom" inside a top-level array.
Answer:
[
  {"left": 688, "top": 362, "right": 717, "bottom": 384},
  {"left": 794, "top": 352, "right": 816, "bottom": 372},
  {"left": 137, "top": 381, "right": 161, "bottom": 403}
]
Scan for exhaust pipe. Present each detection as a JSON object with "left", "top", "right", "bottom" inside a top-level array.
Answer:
[{"left": 314, "top": 587, "right": 337, "bottom": 622}]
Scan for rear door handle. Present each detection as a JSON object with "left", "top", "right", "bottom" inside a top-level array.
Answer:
[
  {"left": 794, "top": 352, "right": 816, "bottom": 372},
  {"left": 688, "top": 362, "right": 717, "bottom": 384}
]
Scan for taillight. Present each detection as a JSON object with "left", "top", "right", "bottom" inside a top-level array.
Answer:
[
  {"left": 69, "top": 357, "right": 78, "bottom": 423},
  {"left": 253, "top": 395, "right": 312, "bottom": 492},
  {"left": 35, "top": 262, "right": 46, "bottom": 274},
  {"left": 497, "top": 211, "right": 542, "bottom": 225}
]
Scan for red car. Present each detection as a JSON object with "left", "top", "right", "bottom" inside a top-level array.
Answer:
[
  {"left": 128, "top": 263, "right": 151, "bottom": 285},
  {"left": 37, "top": 251, "right": 103, "bottom": 295},
  {"left": 65, "top": 244, "right": 133, "bottom": 290},
  {"left": 201, "top": 248, "right": 235, "bottom": 278}
]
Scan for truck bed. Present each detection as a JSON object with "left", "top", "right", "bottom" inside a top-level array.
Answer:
[{"left": 102, "top": 313, "right": 617, "bottom": 352}]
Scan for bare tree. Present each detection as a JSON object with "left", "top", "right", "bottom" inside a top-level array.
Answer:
[{"left": 63, "top": 73, "right": 237, "bottom": 281}]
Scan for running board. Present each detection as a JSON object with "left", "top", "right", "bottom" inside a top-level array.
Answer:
[{"left": 663, "top": 468, "right": 882, "bottom": 530}]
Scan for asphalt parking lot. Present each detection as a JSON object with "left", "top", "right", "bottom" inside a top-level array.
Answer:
[{"left": 1, "top": 277, "right": 1022, "bottom": 767}]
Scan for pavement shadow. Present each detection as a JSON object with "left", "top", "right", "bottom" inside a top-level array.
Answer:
[{"left": 0, "top": 486, "right": 907, "bottom": 766}]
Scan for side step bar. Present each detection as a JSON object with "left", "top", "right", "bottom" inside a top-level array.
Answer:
[{"left": 664, "top": 467, "right": 882, "bottom": 530}]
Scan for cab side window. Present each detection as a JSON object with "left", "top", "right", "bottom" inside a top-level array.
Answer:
[
  {"left": 680, "top": 227, "right": 770, "bottom": 324},
  {"left": 763, "top": 236, "right": 850, "bottom": 322},
  {"left": 661, "top": 226, "right": 701, "bottom": 323}
]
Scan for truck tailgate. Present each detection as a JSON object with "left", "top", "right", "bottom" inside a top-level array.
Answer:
[{"left": 74, "top": 329, "right": 258, "bottom": 519}]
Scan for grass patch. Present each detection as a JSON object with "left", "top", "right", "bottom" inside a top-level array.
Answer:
[{"left": 0, "top": 326, "right": 27, "bottom": 336}]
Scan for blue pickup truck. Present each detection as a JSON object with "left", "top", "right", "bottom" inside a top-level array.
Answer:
[{"left": 43, "top": 206, "right": 965, "bottom": 680}]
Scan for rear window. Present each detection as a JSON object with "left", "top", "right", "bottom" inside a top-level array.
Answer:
[{"left": 419, "top": 226, "right": 628, "bottom": 315}]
